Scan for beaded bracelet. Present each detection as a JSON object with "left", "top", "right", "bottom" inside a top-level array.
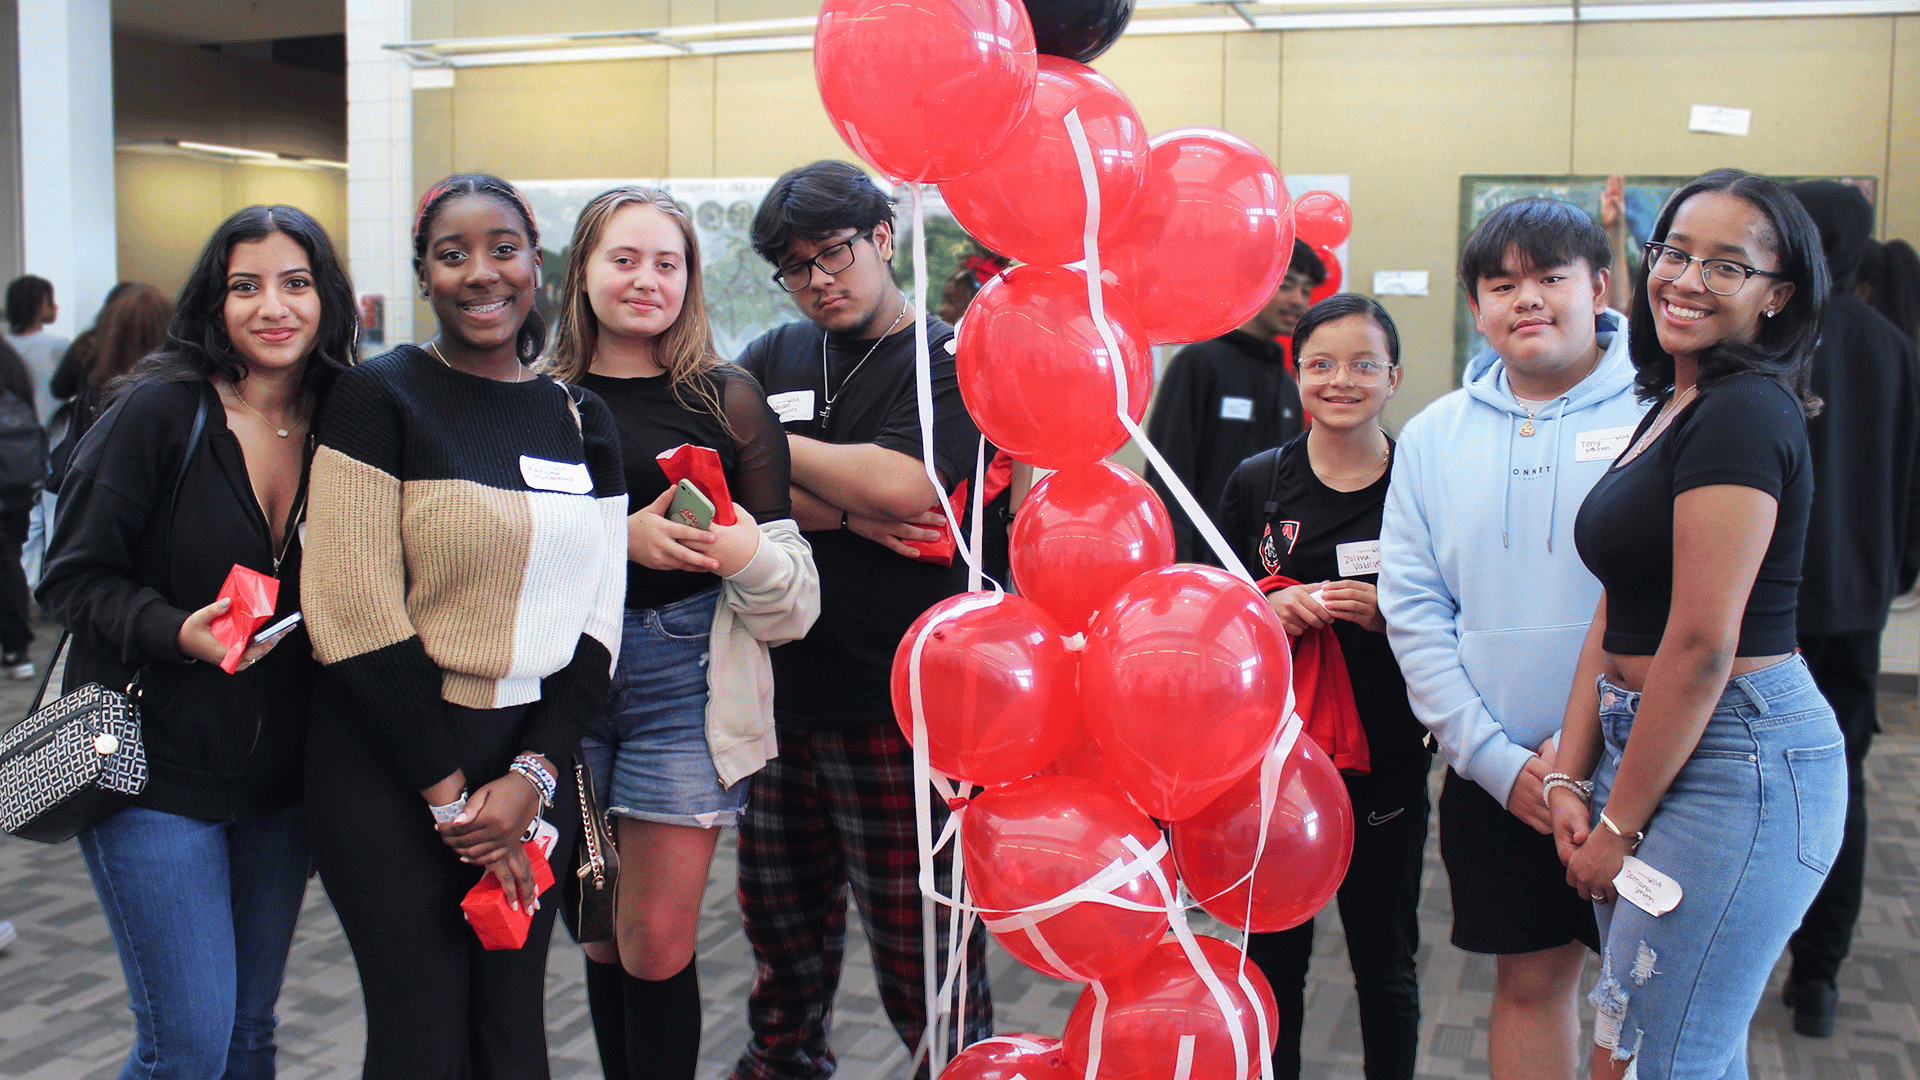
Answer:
[
  {"left": 510, "top": 754, "right": 557, "bottom": 808},
  {"left": 1541, "top": 776, "right": 1593, "bottom": 808}
]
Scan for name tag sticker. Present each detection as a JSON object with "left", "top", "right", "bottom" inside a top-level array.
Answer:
[
  {"left": 519, "top": 456, "right": 592, "bottom": 494},
  {"left": 1576, "top": 426, "right": 1635, "bottom": 463},
  {"left": 768, "top": 390, "right": 816, "bottom": 423},
  {"left": 1220, "top": 396, "right": 1254, "bottom": 421},
  {"left": 1615, "top": 855, "right": 1682, "bottom": 917},
  {"left": 1335, "top": 539, "right": 1382, "bottom": 577}
]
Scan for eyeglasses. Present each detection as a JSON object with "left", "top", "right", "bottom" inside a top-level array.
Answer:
[
  {"left": 1299, "top": 358, "right": 1393, "bottom": 382},
  {"left": 1644, "top": 241, "right": 1785, "bottom": 297},
  {"left": 772, "top": 230, "right": 871, "bottom": 293}
]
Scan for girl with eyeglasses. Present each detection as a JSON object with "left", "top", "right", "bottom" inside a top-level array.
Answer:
[
  {"left": 545, "top": 186, "right": 817, "bottom": 1080},
  {"left": 1552, "top": 169, "right": 1843, "bottom": 1078},
  {"left": 1216, "top": 293, "right": 1432, "bottom": 1080}
]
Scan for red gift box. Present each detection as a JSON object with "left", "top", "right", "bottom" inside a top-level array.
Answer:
[
  {"left": 460, "top": 838, "right": 558, "bottom": 951},
  {"left": 656, "top": 443, "right": 736, "bottom": 526},
  {"left": 903, "top": 479, "right": 967, "bottom": 567},
  {"left": 208, "top": 564, "right": 279, "bottom": 674}
]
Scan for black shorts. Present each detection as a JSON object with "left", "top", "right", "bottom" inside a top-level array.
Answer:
[{"left": 1438, "top": 766, "right": 1600, "bottom": 955}]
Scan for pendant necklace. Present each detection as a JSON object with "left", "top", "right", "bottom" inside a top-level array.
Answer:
[
  {"left": 224, "top": 383, "right": 297, "bottom": 438},
  {"left": 819, "top": 302, "right": 909, "bottom": 426}
]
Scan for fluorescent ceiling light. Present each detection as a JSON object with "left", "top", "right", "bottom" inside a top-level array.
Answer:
[
  {"left": 177, "top": 139, "right": 281, "bottom": 160},
  {"left": 117, "top": 140, "right": 348, "bottom": 170}
]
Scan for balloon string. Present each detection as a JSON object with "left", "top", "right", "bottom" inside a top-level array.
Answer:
[
  {"left": 969, "top": 433, "right": 987, "bottom": 593},
  {"left": 1083, "top": 980, "right": 1110, "bottom": 1080},
  {"left": 1127, "top": 833, "right": 1253, "bottom": 1080},
  {"left": 1060, "top": 108, "right": 1252, "bottom": 584}
]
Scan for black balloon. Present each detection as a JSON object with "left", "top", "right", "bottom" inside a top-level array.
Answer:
[{"left": 1023, "top": 0, "right": 1132, "bottom": 63}]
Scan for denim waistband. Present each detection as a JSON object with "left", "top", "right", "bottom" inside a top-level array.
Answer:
[
  {"left": 629, "top": 584, "right": 723, "bottom": 620},
  {"left": 1596, "top": 652, "right": 1811, "bottom": 717}
]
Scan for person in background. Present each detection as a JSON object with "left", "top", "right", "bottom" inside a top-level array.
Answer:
[
  {"left": 302, "top": 174, "right": 628, "bottom": 1079},
  {"left": 1218, "top": 294, "right": 1431, "bottom": 1080},
  {"left": 1855, "top": 237, "right": 1920, "bottom": 344},
  {"left": 547, "top": 185, "right": 818, "bottom": 1080},
  {"left": 1552, "top": 167, "right": 1841, "bottom": 1079},
  {"left": 50, "top": 281, "right": 139, "bottom": 410},
  {"left": 37, "top": 204, "right": 352, "bottom": 1080},
  {"left": 1146, "top": 239, "right": 1325, "bottom": 564},
  {"left": 1380, "top": 198, "right": 1642, "bottom": 1080},
  {"left": 731, "top": 160, "right": 992, "bottom": 1080},
  {"left": 0, "top": 336, "right": 39, "bottom": 678},
  {"left": 47, "top": 284, "right": 172, "bottom": 505},
  {"left": 7, "top": 275, "right": 67, "bottom": 594},
  {"left": 1774, "top": 181, "right": 1920, "bottom": 1037}
]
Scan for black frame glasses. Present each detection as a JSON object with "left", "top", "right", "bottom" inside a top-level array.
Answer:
[
  {"left": 772, "top": 229, "right": 872, "bottom": 293},
  {"left": 1644, "top": 241, "right": 1786, "bottom": 297}
]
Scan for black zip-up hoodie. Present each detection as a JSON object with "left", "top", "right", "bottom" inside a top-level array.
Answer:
[{"left": 37, "top": 376, "right": 316, "bottom": 822}]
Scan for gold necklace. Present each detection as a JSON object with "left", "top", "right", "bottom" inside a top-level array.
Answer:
[
  {"left": 428, "top": 339, "right": 527, "bottom": 383},
  {"left": 1620, "top": 383, "right": 1700, "bottom": 464},
  {"left": 1313, "top": 439, "right": 1391, "bottom": 483},
  {"left": 223, "top": 382, "right": 299, "bottom": 438}
]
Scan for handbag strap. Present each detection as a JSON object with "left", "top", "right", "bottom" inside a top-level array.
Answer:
[{"left": 25, "top": 388, "right": 210, "bottom": 717}]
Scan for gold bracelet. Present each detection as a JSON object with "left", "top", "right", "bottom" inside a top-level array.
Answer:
[{"left": 1599, "top": 812, "right": 1645, "bottom": 850}]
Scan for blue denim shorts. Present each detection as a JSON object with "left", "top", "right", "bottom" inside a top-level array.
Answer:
[
  {"left": 1586, "top": 654, "right": 1843, "bottom": 1077},
  {"left": 580, "top": 587, "right": 750, "bottom": 828}
]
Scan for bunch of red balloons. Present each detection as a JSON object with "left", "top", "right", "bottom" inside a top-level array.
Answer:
[{"left": 815, "top": 0, "right": 1356, "bottom": 1075}]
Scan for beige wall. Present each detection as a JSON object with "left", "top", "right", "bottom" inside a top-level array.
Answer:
[{"left": 405, "top": 6, "right": 1920, "bottom": 417}]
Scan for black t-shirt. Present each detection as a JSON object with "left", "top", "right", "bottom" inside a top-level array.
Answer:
[
  {"left": 581, "top": 365, "right": 792, "bottom": 611},
  {"left": 1216, "top": 433, "right": 1427, "bottom": 775},
  {"left": 736, "top": 316, "right": 981, "bottom": 730},
  {"left": 1574, "top": 372, "right": 1811, "bottom": 656}
]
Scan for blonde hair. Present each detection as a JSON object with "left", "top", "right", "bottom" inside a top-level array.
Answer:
[{"left": 547, "top": 187, "right": 729, "bottom": 428}]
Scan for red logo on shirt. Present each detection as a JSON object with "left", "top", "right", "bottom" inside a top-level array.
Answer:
[{"left": 1261, "top": 520, "right": 1301, "bottom": 573}]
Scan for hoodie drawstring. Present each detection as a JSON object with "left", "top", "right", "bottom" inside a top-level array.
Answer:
[{"left": 1544, "top": 394, "right": 1568, "bottom": 552}]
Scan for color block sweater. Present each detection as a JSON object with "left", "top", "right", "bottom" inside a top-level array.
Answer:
[{"left": 302, "top": 346, "right": 628, "bottom": 792}]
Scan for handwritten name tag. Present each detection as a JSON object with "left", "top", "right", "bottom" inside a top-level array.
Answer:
[
  {"left": 1614, "top": 855, "right": 1682, "bottom": 917},
  {"left": 519, "top": 456, "right": 592, "bottom": 494},
  {"left": 1336, "top": 539, "right": 1382, "bottom": 577},
  {"left": 767, "top": 390, "right": 816, "bottom": 423},
  {"left": 1575, "top": 426, "right": 1635, "bottom": 463}
]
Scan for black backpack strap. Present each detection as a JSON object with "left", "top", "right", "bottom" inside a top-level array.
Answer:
[{"left": 1258, "top": 446, "right": 1287, "bottom": 520}]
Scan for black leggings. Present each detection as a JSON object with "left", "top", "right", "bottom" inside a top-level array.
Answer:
[{"left": 307, "top": 683, "right": 579, "bottom": 1080}]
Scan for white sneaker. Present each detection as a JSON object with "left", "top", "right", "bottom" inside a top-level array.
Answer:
[
  {"left": 0, "top": 921, "right": 16, "bottom": 953},
  {"left": 2, "top": 652, "right": 32, "bottom": 679}
]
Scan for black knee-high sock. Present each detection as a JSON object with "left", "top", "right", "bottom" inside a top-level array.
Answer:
[
  {"left": 623, "top": 956, "right": 701, "bottom": 1080},
  {"left": 584, "top": 956, "right": 631, "bottom": 1080}
]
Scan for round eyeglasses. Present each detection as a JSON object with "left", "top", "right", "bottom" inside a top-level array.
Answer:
[
  {"left": 1644, "top": 241, "right": 1786, "bottom": 297},
  {"left": 772, "top": 230, "right": 872, "bottom": 293},
  {"left": 1299, "top": 358, "right": 1393, "bottom": 383}
]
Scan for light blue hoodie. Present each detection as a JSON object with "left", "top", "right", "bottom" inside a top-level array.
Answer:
[{"left": 1379, "top": 311, "right": 1646, "bottom": 807}]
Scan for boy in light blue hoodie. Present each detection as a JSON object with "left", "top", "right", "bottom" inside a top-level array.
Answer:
[{"left": 1380, "top": 199, "right": 1645, "bottom": 1080}]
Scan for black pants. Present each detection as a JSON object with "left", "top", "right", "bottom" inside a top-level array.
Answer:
[
  {"left": 0, "top": 505, "right": 31, "bottom": 651},
  {"left": 1788, "top": 630, "right": 1881, "bottom": 986},
  {"left": 1247, "top": 753, "right": 1431, "bottom": 1080},
  {"left": 307, "top": 683, "right": 579, "bottom": 1080}
]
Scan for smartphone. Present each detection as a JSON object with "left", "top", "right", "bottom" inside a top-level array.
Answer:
[
  {"left": 252, "top": 611, "right": 303, "bottom": 645},
  {"left": 666, "top": 478, "right": 716, "bottom": 530}
]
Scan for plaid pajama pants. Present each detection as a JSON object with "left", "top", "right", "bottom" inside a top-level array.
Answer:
[{"left": 731, "top": 723, "right": 993, "bottom": 1080}]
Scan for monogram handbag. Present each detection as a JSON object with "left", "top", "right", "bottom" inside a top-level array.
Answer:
[
  {"left": 0, "top": 646, "right": 148, "bottom": 843},
  {"left": 0, "top": 391, "right": 207, "bottom": 844},
  {"left": 562, "top": 760, "right": 620, "bottom": 944}
]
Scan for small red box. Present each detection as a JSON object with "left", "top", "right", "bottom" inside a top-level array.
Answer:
[
  {"left": 209, "top": 564, "right": 279, "bottom": 673},
  {"left": 460, "top": 840, "right": 558, "bottom": 950}
]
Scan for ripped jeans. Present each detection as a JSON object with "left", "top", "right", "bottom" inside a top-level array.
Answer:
[{"left": 1588, "top": 655, "right": 1844, "bottom": 1079}]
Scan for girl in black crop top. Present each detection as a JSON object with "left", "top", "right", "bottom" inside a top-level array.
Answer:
[
  {"left": 548, "top": 187, "right": 815, "bottom": 1080},
  {"left": 1552, "top": 171, "right": 1844, "bottom": 1077}
]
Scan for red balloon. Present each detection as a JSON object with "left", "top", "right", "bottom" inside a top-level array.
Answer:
[
  {"left": 1081, "top": 565, "right": 1291, "bottom": 821},
  {"left": 1293, "top": 189, "right": 1352, "bottom": 248},
  {"left": 1063, "top": 936, "right": 1280, "bottom": 1080},
  {"left": 956, "top": 265, "right": 1152, "bottom": 469},
  {"left": 815, "top": 0, "right": 1037, "bottom": 182},
  {"left": 891, "top": 592, "right": 1079, "bottom": 786},
  {"left": 943, "top": 56, "right": 1149, "bottom": 266},
  {"left": 961, "top": 776, "right": 1173, "bottom": 982},
  {"left": 1104, "top": 129, "right": 1294, "bottom": 345},
  {"left": 1010, "top": 462, "right": 1174, "bottom": 632},
  {"left": 1308, "top": 243, "right": 1343, "bottom": 307},
  {"left": 941, "top": 1034, "right": 1075, "bottom": 1079},
  {"left": 1038, "top": 720, "right": 1134, "bottom": 802},
  {"left": 1170, "top": 731, "right": 1355, "bottom": 932}
]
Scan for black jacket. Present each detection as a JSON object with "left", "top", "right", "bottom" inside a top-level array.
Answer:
[
  {"left": 1145, "top": 330, "right": 1303, "bottom": 564},
  {"left": 1798, "top": 291, "right": 1920, "bottom": 636},
  {"left": 37, "top": 377, "right": 316, "bottom": 822}
]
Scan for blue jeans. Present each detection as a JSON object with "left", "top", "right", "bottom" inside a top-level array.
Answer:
[
  {"left": 1587, "top": 655, "right": 1844, "bottom": 1079},
  {"left": 78, "top": 804, "right": 310, "bottom": 1080}
]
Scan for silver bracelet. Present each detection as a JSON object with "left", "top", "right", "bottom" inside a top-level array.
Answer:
[
  {"left": 428, "top": 792, "right": 469, "bottom": 824},
  {"left": 1600, "top": 812, "right": 1646, "bottom": 850},
  {"left": 1542, "top": 776, "right": 1593, "bottom": 808}
]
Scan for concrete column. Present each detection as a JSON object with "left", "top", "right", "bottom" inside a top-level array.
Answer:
[
  {"left": 346, "top": 0, "right": 414, "bottom": 354},
  {"left": 15, "top": 0, "right": 115, "bottom": 337}
]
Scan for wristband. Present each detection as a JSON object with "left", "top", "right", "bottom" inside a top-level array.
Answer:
[
  {"left": 1599, "top": 812, "right": 1645, "bottom": 849},
  {"left": 429, "top": 792, "right": 469, "bottom": 824},
  {"left": 510, "top": 754, "right": 557, "bottom": 808}
]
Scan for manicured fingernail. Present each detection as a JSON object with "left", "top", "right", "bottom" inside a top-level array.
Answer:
[{"left": 510, "top": 900, "right": 519, "bottom": 912}]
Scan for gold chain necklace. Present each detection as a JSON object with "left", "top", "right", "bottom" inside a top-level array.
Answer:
[
  {"left": 428, "top": 338, "right": 527, "bottom": 382},
  {"left": 1314, "top": 445, "right": 1391, "bottom": 484},
  {"left": 223, "top": 382, "right": 299, "bottom": 439}
]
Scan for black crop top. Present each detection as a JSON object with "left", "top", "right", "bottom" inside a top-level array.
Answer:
[{"left": 1573, "top": 372, "right": 1810, "bottom": 656}]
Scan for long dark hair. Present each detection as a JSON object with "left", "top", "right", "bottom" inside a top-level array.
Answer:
[
  {"left": 413, "top": 174, "right": 547, "bottom": 365},
  {"left": 91, "top": 284, "right": 172, "bottom": 389},
  {"left": 123, "top": 205, "right": 356, "bottom": 402},
  {"left": 1626, "top": 169, "right": 1829, "bottom": 415}
]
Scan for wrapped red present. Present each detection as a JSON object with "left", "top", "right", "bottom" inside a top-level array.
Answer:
[
  {"left": 209, "top": 564, "right": 279, "bottom": 674},
  {"left": 461, "top": 820, "right": 559, "bottom": 950},
  {"left": 904, "top": 479, "right": 966, "bottom": 567},
  {"left": 1255, "top": 574, "right": 1372, "bottom": 775},
  {"left": 656, "top": 443, "right": 736, "bottom": 526}
]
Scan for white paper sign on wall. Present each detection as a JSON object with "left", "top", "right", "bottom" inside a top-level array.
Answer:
[{"left": 1688, "top": 104, "right": 1751, "bottom": 136}]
